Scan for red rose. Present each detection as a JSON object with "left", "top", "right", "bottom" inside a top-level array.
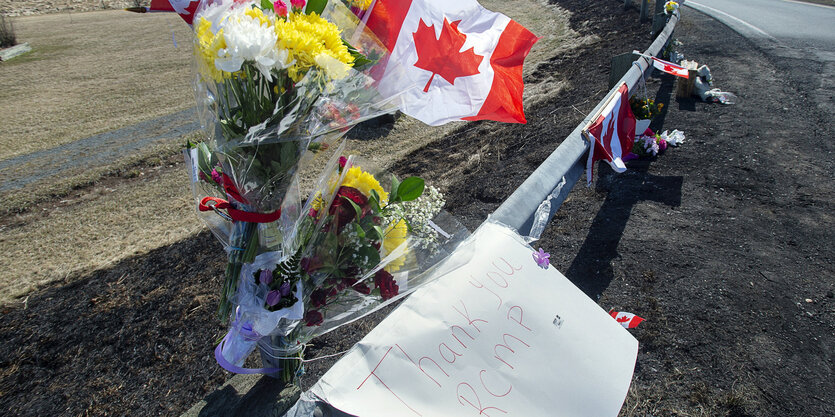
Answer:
[
  {"left": 305, "top": 310, "right": 323, "bottom": 326},
  {"left": 374, "top": 270, "right": 399, "bottom": 301},
  {"left": 329, "top": 186, "right": 368, "bottom": 232}
]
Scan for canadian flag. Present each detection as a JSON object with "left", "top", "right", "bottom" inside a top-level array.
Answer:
[
  {"left": 366, "top": 0, "right": 538, "bottom": 126},
  {"left": 147, "top": 0, "right": 199, "bottom": 24},
  {"left": 585, "top": 83, "right": 636, "bottom": 184},
  {"left": 651, "top": 56, "right": 689, "bottom": 78},
  {"left": 609, "top": 310, "right": 644, "bottom": 329}
]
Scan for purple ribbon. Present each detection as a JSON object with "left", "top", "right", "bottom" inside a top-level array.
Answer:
[
  {"left": 213, "top": 311, "right": 281, "bottom": 375},
  {"left": 214, "top": 334, "right": 281, "bottom": 375}
]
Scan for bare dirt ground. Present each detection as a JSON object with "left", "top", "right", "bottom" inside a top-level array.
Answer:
[{"left": 1, "top": 1, "right": 833, "bottom": 417}]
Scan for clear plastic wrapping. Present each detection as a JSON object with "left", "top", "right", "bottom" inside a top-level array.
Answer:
[
  {"left": 215, "top": 150, "right": 471, "bottom": 379},
  {"left": 184, "top": 0, "right": 418, "bottom": 320}
]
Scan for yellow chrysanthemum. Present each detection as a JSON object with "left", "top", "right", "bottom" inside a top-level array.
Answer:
[
  {"left": 310, "top": 193, "right": 324, "bottom": 212},
  {"left": 383, "top": 219, "right": 408, "bottom": 272},
  {"left": 340, "top": 166, "right": 388, "bottom": 202},
  {"left": 274, "top": 12, "right": 355, "bottom": 81},
  {"left": 194, "top": 17, "right": 231, "bottom": 82},
  {"left": 245, "top": 6, "right": 271, "bottom": 27},
  {"left": 349, "top": 0, "right": 373, "bottom": 10}
]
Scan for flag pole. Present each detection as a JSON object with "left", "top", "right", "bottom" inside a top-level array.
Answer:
[{"left": 582, "top": 85, "right": 622, "bottom": 134}]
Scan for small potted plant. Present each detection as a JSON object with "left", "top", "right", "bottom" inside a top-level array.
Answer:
[{"left": 629, "top": 96, "right": 663, "bottom": 133}]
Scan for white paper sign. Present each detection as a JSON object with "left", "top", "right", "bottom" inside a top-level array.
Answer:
[{"left": 310, "top": 222, "right": 638, "bottom": 417}]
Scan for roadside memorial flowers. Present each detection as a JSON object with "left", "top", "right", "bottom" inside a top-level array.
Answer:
[
  {"left": 187, "top": 0, "right": 403, "bottom": 320},
  {"left": 631, "top": 128, "right": 664, "bottom": 157},
  {"left": 213, "top": 151, "right": 465, "bottom": 382},
  {"left": 626, "top": 128, "right": 685, "bottom": 160},
  {"left": 175, "top": 0, "right": 536, "bottom": 385},
  {"left": 183, "top": 0, "right": 470, "bottom": 382},
  {"left": 664, "top": 1, "right": 679, "bottom": 15},
  {"left": 629, "top": 96, "right": 663, "bottom": 133}
]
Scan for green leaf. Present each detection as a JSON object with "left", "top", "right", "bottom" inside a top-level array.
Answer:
[
  {"left": 305, "top": 0, "right": 327, "bottom": 14},
  {"left": 342, "top": 39, "right": 373, "bottom": 68},
  {"left": 357, "top": 244, "right": 381, "bottom": 267},
  {"left": 353, "top": 222, "right": 366, "bottom": 239},
  {"left": 389, "top": 174, "right": 401, "bottom": 202},
  {"left": 397, "top": 177, "right": 425, "bottom": 202},
  {"left": 368, "top": 189, "right": 382, "bottom": 212},
  {"left": 260, "top": 0, "right": 272, "bottom": 11},
  {"left": 343, "top": 196, "right": 363, "bottom": 218},
  {"left": 371, "top": 225, "right": 385, "bottom": 242}
]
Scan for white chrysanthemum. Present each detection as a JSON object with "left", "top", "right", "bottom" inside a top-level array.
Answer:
[
  {"left": 195, "top": 0, "right": 234, "bottom": 34},
  {"left": 215, "top": 9, "right": 291, "bottom": 80}
]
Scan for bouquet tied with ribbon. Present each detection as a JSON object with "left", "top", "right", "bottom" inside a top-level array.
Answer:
[
  {"left": 214, "top": 149, "right": 469, "bottom": 381},
  {"left": 185, "top": 0, "right": 414, "bottom": 320}
]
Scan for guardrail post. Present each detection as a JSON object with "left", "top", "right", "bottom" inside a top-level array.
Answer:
[
  {"left": 652, "top": 0, "right": 667, "bottom": 34},
  {"left": 609, "top": 52, "right": 640, "bottom": 89},
  {"left": 640, "top": 0, "right": 649, "bottom": 22}
]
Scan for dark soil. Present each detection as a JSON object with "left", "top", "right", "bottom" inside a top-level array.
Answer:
[{"left": 2, "top": 1, "right": 834, "bottom": 417}]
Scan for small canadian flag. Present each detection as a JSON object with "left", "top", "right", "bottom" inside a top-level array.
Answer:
[
  {"left": 366, "top": 0, "right": 538, "bottom": 126},
  {"left": 651, "top": 56, "right": 689, "bottom": 78},
  {"left": 609, "top": 310, "right": 644, "bottom": 329}
]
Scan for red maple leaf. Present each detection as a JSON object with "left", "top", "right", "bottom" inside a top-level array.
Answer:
[{"left": 412, "top": 18, "right": 484, "bottom": 92}]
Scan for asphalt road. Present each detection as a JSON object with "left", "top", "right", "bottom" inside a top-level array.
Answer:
[
  {"left": 685, "top": 0, "right": 835, "bottom": 120},
  {"left": 687, "top": 0, "right": 835, "bottom": 49}
]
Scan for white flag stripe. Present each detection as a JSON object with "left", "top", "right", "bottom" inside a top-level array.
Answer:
[{"left": 377, "top": 0, "right": 510, "bottom": 125}]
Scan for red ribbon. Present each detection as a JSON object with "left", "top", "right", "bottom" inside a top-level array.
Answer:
[
  {"left": 199, "top": 197, "right": 281, "bottom": 223},
  {"left": 221, "top": 173, "right": 248, "bottom": 204}
]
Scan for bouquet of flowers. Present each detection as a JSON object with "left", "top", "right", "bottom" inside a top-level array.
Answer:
[
  {"left": 215, "top": 149, "right": 468, "bottom": 381},
  {"left": 627, "top": 128, "right": 684, "bottom": 159},
  {"left": 664, "top": 1, "right": 680, "bottom": 16},
  {"left": 629, "top": 96, "right": 664, "bottom": 120},
  {"left": 630, "top": 128, "right": 666, "bottom": 157},
  {"left": 186, "top": 0, "right": 413, "bottom": 320}
]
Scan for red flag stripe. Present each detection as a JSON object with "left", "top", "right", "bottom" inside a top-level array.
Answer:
[
  {"left": 588, "top": 84, "right": 635, "bottom": 165},
  {"left": 462, "top": 19, "right": 538, "bottom": 124},
  {"left": 366, "top": 0, "right": 414, "bottom": 52},
  {"left": 651, "top": 57, "right": 689, "bottom": 78},
  {"left": 148, "top": 0, "right": 175, "bottom": 12}
]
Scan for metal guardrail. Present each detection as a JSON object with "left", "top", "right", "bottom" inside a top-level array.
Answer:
[{"left": 490, "top": 11, "right": 680, "bottom": 238}]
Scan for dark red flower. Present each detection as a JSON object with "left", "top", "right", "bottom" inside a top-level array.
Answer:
[
  {"left": 310, "top": 288, "right": 328, "bottom": 308},
  {"left": 305, "top": 310, "right": 323, "bottom": 326},
  {"left": 374, "top": 269, "right": 399, "bottom": 301},
  {"left": 329, "top": 186, "right": 368, "bottom": 232},
  {"left": 342, "top": 277, "right": 372, "bottom": 295}
]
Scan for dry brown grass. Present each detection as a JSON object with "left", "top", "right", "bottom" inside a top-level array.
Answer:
[
  {"left": 0, "top": 10, "right": 193, "bottom": 162},
  {"left": 0, "top": 0, "right": 587, "bottom": 306}
]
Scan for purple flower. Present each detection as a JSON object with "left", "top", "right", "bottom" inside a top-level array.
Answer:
[
  {"left": 532, "top": 248, "right": 550, "bottom": 269},
  {"left": 279, "top": 281, "right": 292, "bottom": 297},
  {"left": 210, "top": 168, "right": 223, "bottom": 185},
  {"left": 266, "top": 290, "right": 282, "bottom": 307},
  {"left": 259, "top": 269, "right": 273, "bottom": 285}
]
